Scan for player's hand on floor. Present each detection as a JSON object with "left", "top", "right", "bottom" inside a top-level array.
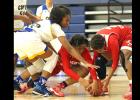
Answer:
[
  {"left": 86, "top": 80, "right": 99, "bottom": 96},
  {"left": 102, "top": 77, "right": 110, "bottom": 91},
  {"left": 88, "top": 75, "right": 93, "bottom": 84}
]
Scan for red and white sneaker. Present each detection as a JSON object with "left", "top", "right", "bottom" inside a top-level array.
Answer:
[
  {"left": 50, "top": 85, "right": 64, "bottom": 97},
  {"left": 17, "top": 83, "right": 29, "bottom": 93},
  {"left": 123, "top": 91, "right": 132, "bottom": 100},
  {"left": 123, "top": 84, "right": 132, "bottom": 100}
]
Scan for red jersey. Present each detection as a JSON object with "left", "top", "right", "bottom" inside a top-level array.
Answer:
[
  {"left": 58, "top": 47, "right": 97, "bottom": 81},
  {"left": 93, "top": 25, "right": 132, "bottom": 70}
]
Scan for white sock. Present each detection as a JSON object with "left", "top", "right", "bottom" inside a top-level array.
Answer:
[{"left": 129, "top": 80, "right": 132, "bottom": 84}]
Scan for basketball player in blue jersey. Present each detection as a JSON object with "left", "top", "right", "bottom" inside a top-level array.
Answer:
[{"left": 36, "top": 0, "right": 53, "bottom": 19}]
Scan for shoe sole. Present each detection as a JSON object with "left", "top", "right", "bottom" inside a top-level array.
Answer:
[
  {"left": 32, "top": 91, "right": 50, "bottom": 97},
  {"left": 103, "top": 92, "right": 109, "bottom": 95},
  {"left": 50, "top": 88, "right": 64, "bottom": 97}
]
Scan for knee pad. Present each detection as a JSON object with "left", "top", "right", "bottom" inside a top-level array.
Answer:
[
  {"left": 120, "top": 51, "right": 127, "bottom": 72},
  {"left": 43, "top": 51, "right": 59, "bottom": 73},
  {"left": 27, "top": 58, "right": 45, "bottom": 75}
]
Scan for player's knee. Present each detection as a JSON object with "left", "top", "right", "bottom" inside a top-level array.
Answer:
[
  {"left": 72, "top": 65, "right": 89, "bottom": 78},
  {"left": 121, "top": 50, "right": 132, "bottom": 61},
  {"left": 79, "top": 67, "right": 89, "bottom": 77},
  {"left": 34, "top": 58, "right": 45, "bottom": 73},
  {"left": 27, "top": 58, "right": 45, "bottom": 75},
  {"left": 27, "top": 65, "right": 44, "bottom": 76},
  {"left": 84, "top": 68, "right": 89, "bottom": 76},
  {"left": 120, "top": 50, "right": 131, "bottom": 72}
]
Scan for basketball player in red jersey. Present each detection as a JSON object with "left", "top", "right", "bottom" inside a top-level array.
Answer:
[
  {"left": 90, "top": 25, "right": 132, "bottom": 100},
  {"left": 49, "top": 35, "right": 102, "bottom": 97}
]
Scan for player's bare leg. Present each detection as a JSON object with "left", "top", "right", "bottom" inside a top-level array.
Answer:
[
  {"left": 120, "top": 49, "right": 132, "bottom": 100},
  {"left": 65, "top": 65, "right": 89, "bottom": 85},
  {"left": 14, "top": 49, "right": 53, "bottom": 92},
  {"left": 50, "top": 65, "right": 89, "bottom": 97}
]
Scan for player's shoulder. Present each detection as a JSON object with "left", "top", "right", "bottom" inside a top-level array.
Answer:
[
  {"left": 51, "top": 23, "right": 61, "bottom": 29},
  {"left": 51, "top": 23, "right": 60, "bottom": 27}
]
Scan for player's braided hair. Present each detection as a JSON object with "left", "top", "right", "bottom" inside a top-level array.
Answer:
[
  {"left": 50, "top": 5, "right": 71, "bottom": 26},
  {"left": 70, "top": 34, "right": 89, "bottom": 47},
  {"left": 90, "top": 34, "right": 105, "bottom": 50}
]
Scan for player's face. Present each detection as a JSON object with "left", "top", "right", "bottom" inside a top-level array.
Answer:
[
  {"left": 93, "top": 46, "right": 107, "bottom": 53},
  {"left": 75, "top": 44, "right": 87, "bottom": 54},
  {"left": 60, "top": 15, "right": 70, "bottom": 28}
]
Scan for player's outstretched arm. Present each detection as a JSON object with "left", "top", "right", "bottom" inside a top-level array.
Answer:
[
  {"left": 14, "top": 15, "right": 32, "bottom": 25},
  {"left": 58, "top": 36, "right": 99, "bottom": 69},
  {"left": 25, "top": 11, "right": 41, "bottom": 23}
]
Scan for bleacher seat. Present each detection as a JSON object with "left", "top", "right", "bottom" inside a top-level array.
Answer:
[
  {"left": 63, "top": 24, "right": 85, "bottom": 33},
  {"left": 26, "top": 0, "right": 132, "bottom": 5},
  {"left": 85, "top": 19, "right": 132, "bottom": 24},
  {"left": 53, "top": 0, "right": 131, "bottom": 5},
  {"left": 68, "top": 6, "right": 85, "bottom": 15},
  {"left": 64, "top": 6, "right": 85, "bottom": 39},
  {"left": 70, "top": 15, "right": 85, "bottom": 24},
  {"left": 85, "top": 10, "right": 132, "bottom": 15}
]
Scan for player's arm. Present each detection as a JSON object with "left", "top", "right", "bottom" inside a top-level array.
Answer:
[
  {"left": 82, "top": 48, "right": 98, "bottom": 80},
  {"left": 58, "top": 36, "right": 98, "bottom": 69},
  {"left": 59, "top": 48, "right": 89, "bottom": 88},
  {"left": 89, "top": 50, "right": 100, "bottom": 80},
  {"left": 59, "top": 48, "right": 80, "bottom": 81},
  {"left": 51, "top": 24, "right": 99, "bottom": 69},
  {"left": 46, "top": 0, "right": 53, "bottom": 12},
  {"left": 83, "top": 49, "right": 100, "bottom": 96},
  {"left": 25, "top": 11, "right": 41, "bottom": 23},
  {"left": 14, "top": 15, "right": 32, "bottom": 25},
  {"left": 106, "top": 35, "right": 120, "bottom": 80}
]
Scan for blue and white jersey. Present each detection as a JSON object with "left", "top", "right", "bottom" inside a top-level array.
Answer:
[
  {"left": 14, "top": 19, "right": 65, "bottom": 60},
  {"left": 36, "top": 5, "right": 52, "bottom": 20},
  {"left": 16, "top": 19, "right": 65, "bottom": 43}
]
